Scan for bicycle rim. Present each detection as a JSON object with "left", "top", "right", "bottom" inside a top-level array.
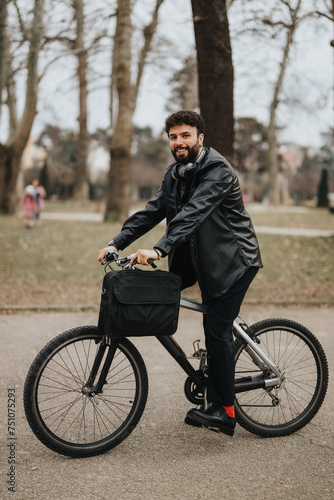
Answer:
[{"left": 234, "top": 319, "right": 328, "bottom": 437}]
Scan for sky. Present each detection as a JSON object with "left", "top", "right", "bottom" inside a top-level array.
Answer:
[{"left": 2, "top": 0, "right": 333, "bottom": 150}]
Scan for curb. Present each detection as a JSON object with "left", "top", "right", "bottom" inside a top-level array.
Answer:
[
  {"left": 1, "top": 299, "right": 333, "bottom": 314},
  {"left": 0, "top": 305, "right": 98, "bottom": 314},
  {"left": 243, "top": 298, "right": 334, "bottom": 307}
]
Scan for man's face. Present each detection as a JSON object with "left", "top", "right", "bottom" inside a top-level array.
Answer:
[{"left": 169, "top": 124, "right": 204, "bottom": 164}]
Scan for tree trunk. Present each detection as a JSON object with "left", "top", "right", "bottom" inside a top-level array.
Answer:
[
  {"left": 72, "top": 0, "right": 89, "bottom": 200},
  {"left": 6, "top": 47, "right": 18, "bottom": 142},
  {"left": 105, "top": 0, "right": 164, "bottom": 222},
  {"left": 105, "top": 0, "right": 134, "bottom": 222},
  {"left": 0, "top": 0, "right": 8, "bottom": 121},
  {"left": 191, "top": 0, "right": 234, "bottom": 161},
  {"left": 0, "top": 146, "right": 22, "bottom": 213},
  {"left": 267, "top": 0, "right": 302, "bottom": 205},
  {"left": 0, "top": 0, "right": 44, "bottom": 214}
]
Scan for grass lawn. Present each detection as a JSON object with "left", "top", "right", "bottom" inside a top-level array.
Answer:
[
  {"left": 248, "top": 206, "right": 334, "bottom": 231},
  {"left": 0, "top": 203, "right": 333, "bottom": 309}
]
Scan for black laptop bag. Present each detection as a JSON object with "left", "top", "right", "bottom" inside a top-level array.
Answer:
[{"left": 98, "top": 268, "right": 182, "bottom": 337}]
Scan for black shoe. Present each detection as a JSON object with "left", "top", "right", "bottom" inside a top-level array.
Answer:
[
  {"left": 184, "top": 415, "right": 203, "bottom": 427},
  {"left": 187, "top": 403, "right": 236, "bottom": 436},
  {"left": 185, "top": 405, "right": 204, "bottom": 427}
]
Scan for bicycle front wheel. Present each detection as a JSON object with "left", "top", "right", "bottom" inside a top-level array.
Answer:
[
  {"left": 234, "top": 318, "right": 328, "bottom": 437},
  {"left": 24, "top": 326, "right": 148, "bottom": 457}
]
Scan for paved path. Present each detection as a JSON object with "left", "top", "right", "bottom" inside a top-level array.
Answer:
[
  {"left": 0, "top": 306, "right": 333, "bottom": 500},
  {"left": 41, "top": 211, "right": 334, "bottom": 237},
  {"left": 41, "top": 212, "right": 103, "bottom": 222},
  {"left": 254, "top": 226, "right": 334, "bottom": 237}
]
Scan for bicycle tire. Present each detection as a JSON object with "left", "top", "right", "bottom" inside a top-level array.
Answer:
[
  {"left": 234, "top": 318, "right": 328, "bottom": 437},
  {"left": 24, "top": 326, "right": 148, "bottom": 457}
]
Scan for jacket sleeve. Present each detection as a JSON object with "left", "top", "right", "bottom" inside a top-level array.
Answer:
[
  {"left": 154, "top": 166, "right": 234, "bottom": 255},
  {"left": 111, "top": 186, "right": 166, "bottom": 251}
]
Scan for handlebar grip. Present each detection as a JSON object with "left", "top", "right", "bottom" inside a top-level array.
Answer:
[{"left": 103, "top": 250, "right": 118, "bottom": 263}]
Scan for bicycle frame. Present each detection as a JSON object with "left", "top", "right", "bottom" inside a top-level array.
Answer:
[{"left": 86, "top": 297, "right": 282, "bottom": 398}]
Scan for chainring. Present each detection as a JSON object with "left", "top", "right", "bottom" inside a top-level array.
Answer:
[{"left": 184, "top": 371, "right": 206, "bottom": 405}]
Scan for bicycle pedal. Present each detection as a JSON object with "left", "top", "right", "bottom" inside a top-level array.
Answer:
[{"left": 207, "top": 426, "right": 221, "bottom": 433}]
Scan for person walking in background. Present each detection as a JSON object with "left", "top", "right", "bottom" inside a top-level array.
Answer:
[
  {"left": 20, "top": 185, "right": 38, "bottom": 229},
  {"left": 32, "top": 178, "right": 46, "bottom": 222}
]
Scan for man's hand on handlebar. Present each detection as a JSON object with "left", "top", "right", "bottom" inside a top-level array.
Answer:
[
  {"left": 129, "top": 249, "right": 161, "bottom": 266},
  {"left": 98, "top": 245, "right": 118, "bottom": 263},
  {"left": 98, "top": 246, "right": 162, "bottom": 267}
]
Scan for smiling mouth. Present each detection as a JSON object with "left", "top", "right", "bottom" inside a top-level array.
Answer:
[{"left": 175, "top": 147, "right": 188, "bottom": 154}]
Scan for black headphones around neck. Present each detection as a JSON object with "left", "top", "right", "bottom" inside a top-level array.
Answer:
[
  {"left": 172, "top": 148, "right": 206, "bottom": 181},
  {"left": 173, "top": 162, "right": 195, "bottom": 179}
]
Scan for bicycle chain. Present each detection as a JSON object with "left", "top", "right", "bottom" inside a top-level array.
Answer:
[{"left": 236, "top": 370, "right": 264, "bottom": 374}]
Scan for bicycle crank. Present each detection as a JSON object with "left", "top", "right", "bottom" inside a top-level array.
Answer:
[{"left": 184, "top": 371, "right": 206, "bottom": 405}]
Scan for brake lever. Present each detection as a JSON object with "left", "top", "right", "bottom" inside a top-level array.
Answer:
[{"left": 123, "top": 257, "right": 137, "bottom": 270}]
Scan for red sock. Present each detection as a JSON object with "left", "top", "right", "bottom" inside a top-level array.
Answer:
[{"left": 222, "top": 405, "right": 235, "bottom": 418}]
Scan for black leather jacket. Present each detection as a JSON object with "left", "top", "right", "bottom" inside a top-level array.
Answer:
[{"left": 112, "top": 147, "right": 262, "bottom": 300}]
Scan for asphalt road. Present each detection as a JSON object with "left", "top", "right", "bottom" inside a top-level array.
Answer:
[{"left": 0, "top": 305, "right": 333, "bottom": 500}]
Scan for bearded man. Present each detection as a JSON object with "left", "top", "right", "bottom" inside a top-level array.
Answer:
[{"left": 98, "top": 110, "right": 262, "bottom": 436}]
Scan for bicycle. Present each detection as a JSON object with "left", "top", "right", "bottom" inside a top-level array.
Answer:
[{"left": 24, "top": 253, "right": 329, "bottom": 458}]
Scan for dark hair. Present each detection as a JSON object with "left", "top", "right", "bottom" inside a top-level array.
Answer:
[{"left": 165, "top": 111, "right": 205, "bottom": 136}]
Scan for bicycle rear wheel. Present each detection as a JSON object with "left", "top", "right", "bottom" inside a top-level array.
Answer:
[
  {"left": 24, "top": 326, "right": 148, "bottom": 457},
  {"left": 234, "top": 318, "right": 328, "bottom": 437}
]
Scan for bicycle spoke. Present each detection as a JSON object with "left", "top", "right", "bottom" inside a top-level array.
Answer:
[
  {"left": 235, "top": 320, "right": 327, "bottom": 435},
  {"left": 36, "top": 338, "right": 138, "bottom": 445}
]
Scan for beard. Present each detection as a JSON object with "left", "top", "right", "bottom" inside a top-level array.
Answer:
[{"left": 171, "top": 139, "right": 202, "bottom": 164}]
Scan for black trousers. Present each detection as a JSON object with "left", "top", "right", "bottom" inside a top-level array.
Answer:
[{"left": 203, "top": 267, "right": 258, "bottom": 406}]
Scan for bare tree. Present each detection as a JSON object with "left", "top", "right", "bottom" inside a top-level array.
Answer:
[
  {"left": 166, "top": 55, "right": 198, "bottom": 113},
  {"left": 230, "top": 0, "right": 329, "bottom": 204},
  {"left": 312, "top": 0, "right": 334, "bottom": 21},
  {"left": 0, "top": 0, "right": 45, "bottom": 214},
  {"left": 105, "top": 0, "right": 164, "bottom": 222},
  {"left": 42, "top": 1, "right": 111, "bottom": 201},
  {"left": 191, "top": 0, "right": 234, "bottom": 161},
  {"left": 266, "top": 0, "right": 303, "bottom": 205},
  {"left": 72, "top": 0, "right": 89, "bottom": 200},
  {"left": 0, "top": 0, "right": 8, "bottom": 120}
]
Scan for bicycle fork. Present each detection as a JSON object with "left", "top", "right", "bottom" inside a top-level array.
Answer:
[{"left": 82, "top": 337, "right": 120, "bottom": 397}]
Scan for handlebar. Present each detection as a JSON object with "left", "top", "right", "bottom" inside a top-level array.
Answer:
[
  {"left": 101, "top": 251, "right": 132, "bottom": 268},
  {"left": 101, "top": 251, "right": 156, "bottom": 270}
]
